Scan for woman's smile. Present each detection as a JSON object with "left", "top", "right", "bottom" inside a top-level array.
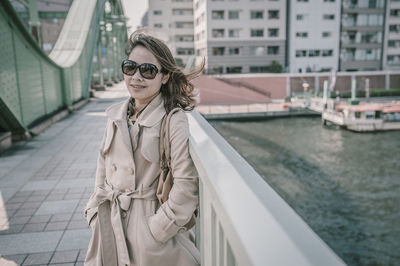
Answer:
[{"left": 130, "top": 84, "right": 146, "bottom": 90}]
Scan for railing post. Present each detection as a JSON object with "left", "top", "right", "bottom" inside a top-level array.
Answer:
[
  {"left": 286, "top": 75, "right": 291, "bottom": 98},
  {"left": 385, "top": 72, "right": 390, "bottom": 90}
]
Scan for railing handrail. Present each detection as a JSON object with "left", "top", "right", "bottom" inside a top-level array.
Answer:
[{"left": 187, "top": 110, "right": 345, "bottom": 266}]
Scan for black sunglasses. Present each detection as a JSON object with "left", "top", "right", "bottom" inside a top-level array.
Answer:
[{"left": 121, "top": 59, "right": 161, "bottom": 80}]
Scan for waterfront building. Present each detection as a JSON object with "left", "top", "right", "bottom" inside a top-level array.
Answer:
[
  {"left": 147, "top": 0, "right": 195, "bottom": 66},
  {"left": 193, "top": 0, "right": 287, "bottom": 74},
  {"left": 339, "top": 0, "right": 386, "bottom": 71},
  {"left": 383, "top": 0, "right": 400, "bottom": 70},
  {"left": 288, "top": 0, "right": 341, "bottom": 73}
]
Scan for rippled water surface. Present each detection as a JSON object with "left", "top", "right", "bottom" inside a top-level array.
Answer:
[{"left": 210, "top": 117, "right": 400, "bottom": 265}]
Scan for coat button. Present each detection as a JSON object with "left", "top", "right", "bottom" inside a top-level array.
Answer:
[
  {"left": 129, "top": 168, "right": 134, "bottom": 174},
  {"left": 112, "top": 163, "right": 117, "bottom": 171},
  {"left": 178, "top": 227, "right": 186, "bottom": 233}
]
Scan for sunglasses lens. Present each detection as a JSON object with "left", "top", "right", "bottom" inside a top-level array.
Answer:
[
  {"left": 122, "top": 60, "right": 137, "bottom": 75},
  {"left": 139, "top": 64, "right": 158, "bottom": 79}
]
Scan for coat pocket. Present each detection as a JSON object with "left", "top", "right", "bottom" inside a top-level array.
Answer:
[
  {"left": 141, "top": 127, "right": 160, "bottom": 163},
  {"left": 85, "top": 207, "right": 98, "bottom": 230},
  {"left": 175, "top": 232, "right": 201, "bottom": 265}
]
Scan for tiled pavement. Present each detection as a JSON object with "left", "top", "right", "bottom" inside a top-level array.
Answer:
[
  {"left": 0, "top": 80, "right": 276, "bottom": 265},
  {"left": 0, "top": 83, "right": 129, "bottom": 265}
]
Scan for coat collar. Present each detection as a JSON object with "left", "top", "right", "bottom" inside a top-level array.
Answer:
[{"left": 105, "top": 92, "right": 166, "bottom": 127}]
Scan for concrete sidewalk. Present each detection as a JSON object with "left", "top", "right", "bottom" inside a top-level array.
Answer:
[{"left": 0, "top": 83, "right": 129, "bottom": 265}]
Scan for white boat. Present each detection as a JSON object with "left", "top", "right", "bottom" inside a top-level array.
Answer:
[{"left": 322, "top": 101, "right": 400, "bottom": 132}]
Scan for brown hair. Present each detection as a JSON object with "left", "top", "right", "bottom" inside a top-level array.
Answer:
[{"left": 125, "top": 31, "right": 205, "bottom": 113}]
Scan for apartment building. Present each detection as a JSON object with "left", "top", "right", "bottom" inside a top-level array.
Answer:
[
  {"left": 288, "top": 0, "right": 341, "bottom": 73},
  {"left": 383, "top": 0, "right": 400, "bottom": 70},
  {"left": 194, "top": 0, "right": 287, "bottom": 74},
  {"left": 339, "top": 0, "right": 386, "bottom": 71},
  {"left": 148, "top": 0, "right": 195, "bottom": 66}
]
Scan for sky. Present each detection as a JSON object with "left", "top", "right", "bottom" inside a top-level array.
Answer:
[{"left": 121, "top": 0, "right": 148, "bottom": 33}]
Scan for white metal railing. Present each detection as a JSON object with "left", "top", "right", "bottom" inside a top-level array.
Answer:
[{"left": 187, "top": 110, "right": 345, "bottom": 266}]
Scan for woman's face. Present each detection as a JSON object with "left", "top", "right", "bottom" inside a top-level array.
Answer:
[{"left": 124, "top": 45, "right": 169, "bottom": 104}]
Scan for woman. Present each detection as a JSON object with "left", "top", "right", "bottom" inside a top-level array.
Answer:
[{"left": 84, "top": 32, "right": 204, "bottom": 266}]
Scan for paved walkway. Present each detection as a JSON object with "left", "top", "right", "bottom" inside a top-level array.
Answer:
[{"left": 0, "top": 83, "right": 129, "bottom": 265}]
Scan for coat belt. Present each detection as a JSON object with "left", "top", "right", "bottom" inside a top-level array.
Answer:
[{"left": 95, "top": 180, "right": 158, "bottom": 266}]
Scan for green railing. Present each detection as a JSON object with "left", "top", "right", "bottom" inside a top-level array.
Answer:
[{"left": 0, "top": 0, "right": 127, "bottom": 135}]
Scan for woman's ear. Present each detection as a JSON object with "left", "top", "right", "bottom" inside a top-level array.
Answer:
[{"left": 161, "top": 73, "right": 170, "bottom": 85}]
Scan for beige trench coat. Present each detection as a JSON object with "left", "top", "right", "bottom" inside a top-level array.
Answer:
[{"left": 84, "top": 93, "right": 200, "bottom": 266}]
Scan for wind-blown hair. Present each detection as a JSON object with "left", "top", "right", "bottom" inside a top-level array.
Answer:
[{"left": 125, "top": 31, "right": 205, "bottom": 113}]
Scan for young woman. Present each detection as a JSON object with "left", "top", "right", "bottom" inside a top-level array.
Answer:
[{"left": 84, "top": 32, "right": 203, "bottom": 266}]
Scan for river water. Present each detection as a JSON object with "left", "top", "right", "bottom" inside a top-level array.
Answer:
[{"left": 209, "top": 117, "right": 400, "bottom": 265}]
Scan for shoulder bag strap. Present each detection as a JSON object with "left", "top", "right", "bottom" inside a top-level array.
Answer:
[{"left": 159, "top": 108, "right": 182, "bottom": 168}]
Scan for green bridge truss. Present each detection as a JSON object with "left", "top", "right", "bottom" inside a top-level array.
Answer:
[{"left": 0, "top": 0, "right": 127, "bottom": 136}]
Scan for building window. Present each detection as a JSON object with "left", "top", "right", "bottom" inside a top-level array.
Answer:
[
  {"left": 154, "top": 23, "right": 162, "bottom": 28},
  {"left": 250, "top": 46, "right": 266, "bottom": 55},
  {"left": 323, "top": 0, "right": 335, "bottom": 2},
  {"left": 153, "top": 10, "right": 162, "bottom": 15},
  {"left": 323, "top": 14, "right": 335, "bottom": 20},
  {"left": 322, "top": 31, "right": 331, "bottom": 38},
  {"left": 176, "top": 22, "right": 193, "bottom": 28},
  {"left": 389, "top": 24, "right": 400, "bottom": 33},
  {"left": 212, "top": 47, "right": 225, "bottom": 55},
  {"left": 250, "top": 66, "right": 269, "bottom": 73},
  {"left": 322, "top": 50, "right": 333, "bottom": 57},
  {"left": 229, "top": 47, "right": 240, "bottom": 55},
  {"left": 308, "top": 50, "right": 320, "bottom": 57},
  {"left": 390, "top": 9, "right": 400, "bottom": 17},
  {"left": 250, "top": 10, "right": 264, "bottom": 19},
  {"left": 351, "top": 48, "right": 381, "bottom": 61},
  {"left": 211, "top": 67, "right": 224, "bottom": 74},
  {"left": 296, "top": 14, "right": 306, "bottom": 20},
  {"left": 296, "top": 50, "right": 307, "bottom": 57},
  {"left": 177, "top": 48, "right": 194, "bottom": 55},
  {"left": 226, "top": 67, "right": 242, "bottom": 73},
  {"left": 296, "top": 32, "right": 308, "bottom": 38},
  {"left": 386, "top": 55, "right": 400, "bottom": 65},
  {"left": 267, "top": 46, "right": 279, "bottom": 55},
  {"left": 176, "top": 35, "right": 194, "bottom": 42},
  {"left": 268, "top": 28, "right": 279, "bottom": 37},
  {"left": 251, "top": 29, "right": 264, "bottom": 37},
  {"left": 228, "top": 10, "right": 239, "bottom": 19},
  {"left": 212, "top": 29, "right": 225, "bottom": 38},
  {"left": 360, "top": 32, "right": 381, "bottom": 43},
  {"left": 388, "top": 40, "right": 400, "bottom": 48},
  {"left": 297, "top": 0, "right": 308, "bottom": 2},
  {"left": 212, "top": 10, "right": 225, "bottom": 19},
  {"left": 268, "top": 10, "right": 279, "bottom": 19},
  {"left": 229, "top": 29, "right": 240, "bottom": 37},
  {"left": 172, "top": 9, "right": 193, "bottom": 15}
]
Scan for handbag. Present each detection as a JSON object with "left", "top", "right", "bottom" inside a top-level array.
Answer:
[{"left": 156, "top": 108, "right": 198, "bottom": 230}]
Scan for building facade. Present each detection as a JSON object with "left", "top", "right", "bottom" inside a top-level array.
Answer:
[
  {"left": 383, "top": 0, "right": 400, "bottom": 70},
  {"left": 148, "top": 0, "right": 195, "bottom": 66},
  {"left": 339, "top": 0, "right": 386, "bottom": 71},
  {"left": 288, "top": 0, "right": 341, "bottom": 73},
  {"left": 194, "top": 0, "right": 287, "bottom": 74},
  {"left": 145, "top": 0, "right": 397, "bottom": 73}
]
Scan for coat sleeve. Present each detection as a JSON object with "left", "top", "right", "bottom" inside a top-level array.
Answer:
[
  {"left": 83, "top": 119, "right": 110, "bottom": 225},
  {"left": 148, "top": 110, "right": 199, "bottom": 243}
]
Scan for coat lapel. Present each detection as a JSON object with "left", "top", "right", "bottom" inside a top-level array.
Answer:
[
  {"left": 105, "top": 98, "right": 134, "bottom": 158},
  {"left": 137, "top": 93, "right": 166, "bottom": 128},
  {"left": 105, "top": 93, "right": 166, "bottom": 157}
]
